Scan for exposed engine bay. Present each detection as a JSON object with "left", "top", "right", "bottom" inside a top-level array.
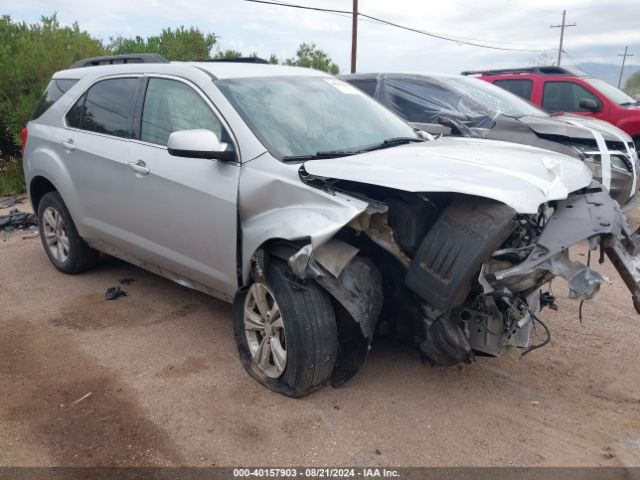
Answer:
[{"left": 277, "top": 174, "right": 640, "bottom": 382}]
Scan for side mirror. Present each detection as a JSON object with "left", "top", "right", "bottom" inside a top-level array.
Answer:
[
  {"left": 579, "top": 98, "right": 600, "bottom": 112},
  {"left": 167, "top": 129, "right": 235, "bottom": 161}
]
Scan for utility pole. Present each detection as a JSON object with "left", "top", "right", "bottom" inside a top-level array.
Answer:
[
  {"left": 550, "top": 10, "right": 576, "bottom": 66},
  {"left": 351, "top": 0, "right": 358, "bottom": 73},
  {"left": 618, "top": 46, "right": 634, "bottom": 88}
]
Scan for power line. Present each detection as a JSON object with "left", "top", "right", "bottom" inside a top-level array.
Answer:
[
  {"left": 245, "top": 0, "right": 554, "bottom": 52},
  {"left": 618, "top": 46, "right": 634, "bottom": 88},
  {"left": 350, "top": 0, "right": 357, "bottom": 73},
  {"left": 550, "top": 10, "right": 576, "bottom": 65}
]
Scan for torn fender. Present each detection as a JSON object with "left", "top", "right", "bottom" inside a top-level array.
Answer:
[
  {"left": 239, "top": 154, "right": 368, "bottom": 284},
  {"left": 312, "top": 240, "right": 384, "bottom": 340}
]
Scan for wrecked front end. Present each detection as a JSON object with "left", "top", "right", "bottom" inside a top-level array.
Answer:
[{"left": 283, "top": 175, "right": 640, "bottom": 378}]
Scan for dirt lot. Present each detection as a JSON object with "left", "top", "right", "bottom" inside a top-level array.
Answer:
[{"left": 1, "top": 196, "right": 640, "bottom": 467}]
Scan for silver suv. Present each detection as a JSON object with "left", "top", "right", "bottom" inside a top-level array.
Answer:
[{"left": 23, "top": 55, "right": 640, "bottom": 397}]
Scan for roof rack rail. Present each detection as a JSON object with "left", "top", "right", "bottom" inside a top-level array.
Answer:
[
  {"left": 461, "top": 66, "right": 587, "bottom": 77},
  {"left": 201, "top": 57, "right": 271, "bottom": 64},
  {"left": 70, "top": 53, "right": 170, "bottom": 68}
]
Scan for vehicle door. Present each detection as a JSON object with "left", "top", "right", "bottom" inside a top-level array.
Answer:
[
  {"left": 57, "top": 75, "right": 141, "bottom": 245},
  {"left": 541, "top": 80, "right": 609, "bottom": 121},
  {"left": 124, "top": 76, "right": 240, "bottom": 299}
]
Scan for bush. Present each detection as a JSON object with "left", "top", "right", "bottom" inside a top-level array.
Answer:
[
  {"left": 0, "top": 158, "right": 25, "bottom": 196},
  {"left": 0, "top": 15, "right": 106, "bottom": 155}
]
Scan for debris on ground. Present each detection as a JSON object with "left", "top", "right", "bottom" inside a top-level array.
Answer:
[
  {"left": 105, "top": 286, "right": 127, "bottom": 301},
  {"left": 0, "top": 196, "right": 20, "bottom": 209},
  {"left": 0, "top": 208, "right": 37, "bottom": 231},
  {"left": 20, "top": 231, "right": 39, "bottom": 240},
  {"left": 71, "top": 392, "right": 92, "bottom": 405},
  {"left": 118, "top": 277, "right": 136, "bottom": 285}
]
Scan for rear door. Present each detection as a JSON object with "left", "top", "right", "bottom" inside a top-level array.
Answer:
[
  {"left": 58, "top": 76, "right": 141, "bottom": 245},
  {"left": 123, "top": 76, "right": 240, "bottom": 299}
]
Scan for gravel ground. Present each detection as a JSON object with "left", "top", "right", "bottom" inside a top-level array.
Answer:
[{"left": 1, "top": 196, "right": 640, "bottom": 467}]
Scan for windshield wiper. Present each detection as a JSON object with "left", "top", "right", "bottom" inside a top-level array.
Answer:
[
  {"left": 353, "top": 137, "right": 425, "bottom": 153},
  {"left": 620, "top": 101, "right": 640, "bottom": 107},
  {"left": 281, "top": 137, "right": 424, "bottom": 162},
  {"left": 282, "top": 150, "right": 358, "bottom": 162}
]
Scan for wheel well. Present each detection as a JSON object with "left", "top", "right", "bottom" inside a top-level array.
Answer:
[{"left": 29, "top": 176, "right": 57, "bottom": 212}]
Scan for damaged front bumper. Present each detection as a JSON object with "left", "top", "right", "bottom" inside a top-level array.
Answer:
[{"left": 495, "top": 184, "right": 640, "bottom": 313}]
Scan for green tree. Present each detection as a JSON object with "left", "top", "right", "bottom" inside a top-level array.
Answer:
[
  {"left": 109, "top": 26, "right": 217, "bottom": 60},
  {"left": 215, "top": 49, "right": 243, "bottom": 59},
  {"left": 625, "top": 71, "right": 640, "bottom": 97},
  {"left": 284, "top": 42, "right": 339, "bottom": 74},
  {"left": 0, "top": 14, "right": 105, "bottom": 158}
]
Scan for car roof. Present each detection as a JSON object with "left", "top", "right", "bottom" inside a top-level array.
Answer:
[
  {"left": 188, "top": 62, "right": 331, "bottom": 79},
  {"left": 53, "top": 61, "right": 331, "bottom": 80},
  {"left": 460, "top": 66, "right": 589, "bottom": 77},
  {"left": 340, "top": 73, "right": 459, "bottom": 80}
]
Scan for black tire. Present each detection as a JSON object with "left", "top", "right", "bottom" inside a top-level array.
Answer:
[
  {"left": 37, "top": 191, "right": 99, "bottom": 274},
  {"left": 233, "top": 259, "right": 338, "bottom": 397}
]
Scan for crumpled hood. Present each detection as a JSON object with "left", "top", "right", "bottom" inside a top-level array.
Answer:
[
  {"left": 520, "top": 114, "right": 633, "bottom": 144},
  {"left": 303, "top": 137, "right": 593, "bottom": 214}
]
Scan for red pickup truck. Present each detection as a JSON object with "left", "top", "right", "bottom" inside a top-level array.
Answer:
[{"left": 462, "top": 66, "right": 640, "bottom": 149}]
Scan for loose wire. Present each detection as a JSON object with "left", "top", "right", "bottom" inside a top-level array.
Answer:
[
  {"left": 578, "top": 249, "right": 591, "bottom": 324},
  {"left": 521, "top": 307, "right": 551, "bottom": 357}
]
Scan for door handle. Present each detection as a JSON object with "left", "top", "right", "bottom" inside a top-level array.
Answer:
[
  {"left": 61, "top": 139, "right": 76, "bottom": 151},
  {"left": 127, "top": 160, "right": 150, "bottom": 175}
]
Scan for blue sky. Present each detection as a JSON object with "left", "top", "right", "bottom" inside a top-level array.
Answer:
[{"left": 2, "top": 0, "right": 639, "bottom": 79}]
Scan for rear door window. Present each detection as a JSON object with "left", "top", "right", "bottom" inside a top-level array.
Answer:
[
  {"left": 493, "top": 79, "right": 533, "bottom": 100},
  {"left": 542, "top": 81, "right": 600, "bottom": 112},
  {"left": 66, "top": 77, "right": 138, "bottom": 138},
  {"left": 32, "top": 79, "right": 78, "bottom": 119}
]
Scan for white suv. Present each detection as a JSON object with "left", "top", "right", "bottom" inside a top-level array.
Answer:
[{"left": 22, "top": 54, "right": 640, "bottom": 396}]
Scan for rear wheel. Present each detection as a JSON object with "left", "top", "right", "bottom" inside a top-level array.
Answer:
[
  {"left": 37, "top": 191, "right": 99, "bottom": 273},
  {"left": 233, "top": 259, "right": 338, "bottom": 397}
]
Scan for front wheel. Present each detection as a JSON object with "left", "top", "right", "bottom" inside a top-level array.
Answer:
[{"left": 233, "top": 259, "right": 338, "bottom": 397}]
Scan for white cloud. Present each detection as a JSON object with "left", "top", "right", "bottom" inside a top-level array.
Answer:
[{"left": 1, "top": 0, "right": 638, "bottom": 73}]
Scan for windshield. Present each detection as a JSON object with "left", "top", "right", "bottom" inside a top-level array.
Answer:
[
  {"left": 446, "top": 77, "right": 548, "bottom": 118},
  {"left": 216, "top": 76, "right": 418, "bottom": 159},
  {"left": 584, "top": 78, "right": 638, "bottom": 106}
]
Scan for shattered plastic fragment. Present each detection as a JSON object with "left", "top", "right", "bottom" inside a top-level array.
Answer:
[
  {"left": 105, "top": 286, "right": 127, "bottom": 301},
  {"left": 542, "top": 251, "right": 610, "bottom": 300}
]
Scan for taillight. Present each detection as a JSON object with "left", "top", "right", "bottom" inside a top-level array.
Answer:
[{"left": 20, "top": 127, "right": 28, "bottom": 157}]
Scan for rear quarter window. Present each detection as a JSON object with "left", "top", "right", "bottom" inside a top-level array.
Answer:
[
  {"left": 31, "top": 79, "right": 78, "bottom": 120},
  {"left": 346, "top": 78, "right": 378, "bottom": 98}
]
